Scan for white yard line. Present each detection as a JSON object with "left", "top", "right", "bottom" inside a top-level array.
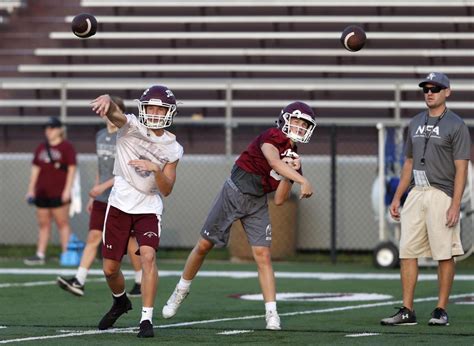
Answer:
[
  {"left": 1, "top": 268, "right": 473, "bottom": 281},
  {"left": 1, "top": 292, "right": 471, "bottom": 344},
  {"left": 0, "top": 278, "right": 105, "bottom": 288},
  {"left": 217, "top": 330, "right": 254, "bottom": 335},
  {"left": 345, "top": 332, "right": 381, "bottom": 337}
]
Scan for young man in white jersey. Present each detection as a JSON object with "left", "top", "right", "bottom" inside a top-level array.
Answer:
[
  {"left": 57, "top": 96, "right": 143, "bottom": 298},
  {"left": 91, "top": 86, "right": 183, "bottom": 338}
]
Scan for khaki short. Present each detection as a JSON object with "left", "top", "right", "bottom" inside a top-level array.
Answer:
[{"left": 399, "top": 187, "right": 464, "bottom": 261}]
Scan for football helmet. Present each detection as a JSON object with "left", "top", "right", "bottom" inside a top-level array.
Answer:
[
  {"left": 136, "top": 85, "right": 177, "bottom": 129},
  {"left": 276, "top": 101, "right": 317, "bottom": 143}
]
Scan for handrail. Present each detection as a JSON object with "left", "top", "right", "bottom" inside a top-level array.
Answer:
[
  {"left": 0, "top": 78, "right": 472, "bottom": 150},
  {"left": 1, "top": 99, "right": 473, "bottom": 109}
]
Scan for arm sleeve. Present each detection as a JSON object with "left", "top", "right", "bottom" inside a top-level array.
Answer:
[
  {"left": 32, "top": 144, "right": 42, "bottom": 165},
  {"left": 452, "top": 123, "right": 471, "bottom": 160}
]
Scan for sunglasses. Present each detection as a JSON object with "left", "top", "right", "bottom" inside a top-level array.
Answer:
[{"left": 423, "top": 86, "right": 445, "bottom": 94}]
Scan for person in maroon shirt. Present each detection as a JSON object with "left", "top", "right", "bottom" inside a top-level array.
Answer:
[
  {"left": 24, "top": 117, "right": 77, "bottom": 265},
  {"left": 162, "top": 101, "right": 316, "bottom": 330}
]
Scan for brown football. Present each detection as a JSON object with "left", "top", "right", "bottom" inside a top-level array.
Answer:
[
  {"left": 340, "top": 25, "right": 366, "bottom": 52},
  {"left": 71, "top": 13, "right": 97, "bottom": 38}
]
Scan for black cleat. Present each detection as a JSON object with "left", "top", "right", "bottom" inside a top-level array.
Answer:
[
  {"left": 57, "top": 276, "right": 84, "bottom": 297},
  {"left": 380, "top": 306, "right": 417, "bottom": 326},
  {"left": 98, "top": 295, "right": 132, "bottom": 330},
  {"left": 127, "top": 283, "right": 141, "bottom": 297},
  {"left": 428, "top": 307, "right": 449, "bottom": 326},
  {"left": 24, "top": 255, "right": 45, "bottom": 266},
  {"left": 137, "top": 320, "right": 154, "bottom": 338}
]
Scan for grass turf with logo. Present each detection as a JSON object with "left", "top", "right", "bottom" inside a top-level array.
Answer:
[{"left": 0, "top": 256, "right": 473, "bottom": 345}]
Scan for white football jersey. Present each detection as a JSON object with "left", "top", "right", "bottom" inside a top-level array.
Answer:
[{"left": 109, "top": 113, "right": 183, "bottom": 214}]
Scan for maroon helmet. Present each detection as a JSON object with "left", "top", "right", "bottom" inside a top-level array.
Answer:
[
  {"left": 136, "top": 85, "right": 177, "bottom": 129},
  {"left": 276, "top": 101, "right": 317, "bottom": 143}
]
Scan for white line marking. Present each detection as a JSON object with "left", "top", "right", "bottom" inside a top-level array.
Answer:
[
  {"left": 217, "top": 330, "right": 253, "bottom": 335},
  {"left": 0, "top": 278, "right": 105, "bottom": 289},
  {"left": 345, "top": 332, "right": 381, "bottom": 337},
  {"left": 1, "top": 268, "right": 473, "bottom": 281},
  {"left": 0, "top": 326, "right": 6, "bottom": 329},
  {"left": 1, "top": 292, "right": 471, "bottom": 344},
  {"left": 239, "top": 292, "right": 393, "bottom": 302}
]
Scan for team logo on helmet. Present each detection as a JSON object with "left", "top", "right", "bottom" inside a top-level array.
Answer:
[
  {"left": 136, "top": 85, "right": 177, "bottom": 129},
  {"left": 276, "top": 101, "right": 317, "bottom": 143}
]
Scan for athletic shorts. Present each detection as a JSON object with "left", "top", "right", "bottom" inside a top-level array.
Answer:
[
  {"left": 200, "top": 178, "right": 271, "bottom": 248},
  {"left": 89, "top": 200, "right": 108, "bottom": 231},
  {"left": 89, "top": 201, "right": 137, "bottom": 240},
  {"left": 102, "top": 205, "right": 161, "bottom": 261},
  {"left": 399, "top": 187, "right": 464, "bottom": 261},
  {"left": 34, "top": 197, "right": 67, "bottom": 208}
]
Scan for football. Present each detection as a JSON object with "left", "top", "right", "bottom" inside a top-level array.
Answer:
[
  {"left": 71, "top": 13, "right": 97, "bottom": 38},
  {"left": 340, "top": 25, "right": 366, "bottom": 52}
]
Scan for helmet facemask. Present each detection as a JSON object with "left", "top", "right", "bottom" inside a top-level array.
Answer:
[
  {"left": 280, "top": 111, "right": 316, "bottom": 143},
  {"left": 136, "top": 99, "right": 177, "bottom": 129}
]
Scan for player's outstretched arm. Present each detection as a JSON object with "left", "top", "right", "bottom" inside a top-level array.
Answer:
[{"left": 91, "top": 94, "right": 126, "bottom": 128}]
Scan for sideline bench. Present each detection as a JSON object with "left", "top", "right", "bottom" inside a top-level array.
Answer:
[
  {"left": 80, "top": 0, "right": 474, "bottom": 8},
  {"left": 64, "top": 15, "right": 474, "bottom": 24},
  {"left": 49, "top": 31, "right": 474, "bottom": 40},
  {"left": 34, "top": 48, "right": 474, "bottom": 58},
  {"left": 17, "top": 64, "right": 474, "bottom": 75}
]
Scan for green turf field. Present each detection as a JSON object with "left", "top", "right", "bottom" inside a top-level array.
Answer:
[{"left": 0, "top": 257, "right": 473, "bottom": 345}]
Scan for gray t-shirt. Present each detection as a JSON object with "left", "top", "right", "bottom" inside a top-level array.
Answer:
[
  {"left": 95, "top": 128, "right": 117, "bottom": 203},
  {"left": 405, "top": 109, "right": 471, "bottom": 197}
]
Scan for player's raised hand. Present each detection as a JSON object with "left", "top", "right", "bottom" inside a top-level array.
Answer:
[{"left": 91, "top": 94, "right": 112, "bottom": 117}]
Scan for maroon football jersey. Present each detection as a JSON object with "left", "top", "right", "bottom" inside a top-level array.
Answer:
[
  {"left": 235, "top": 127, "right": 299, "bottom": 193},
  {"left": 32, "top": 140, "right": 77, "bottom": 199}
]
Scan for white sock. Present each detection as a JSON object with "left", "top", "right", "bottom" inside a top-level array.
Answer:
[
  {"left": 135, "top": 270, "right": 142, "bottom": 284},
  {"left": 112, "top": 290, "right": 126, "bottom": 298},
  {"left": 140, "top": 307, "right": 153, "bottom": 323},
  {"left": 75, "top": 267, "right": 88, "bottom": 286},
  {"left": 265, "top": 301, "right": 277, "bottom": 313},
  {"left": 177, "top": 277, "right": 192, "bottom": 290},
  {"left": 36, "top": 252, "right": 45, "bottom": 259}
]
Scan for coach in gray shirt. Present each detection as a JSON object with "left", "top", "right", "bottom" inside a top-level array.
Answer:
[{"left": 380, "top": 72, "right": 471, "bottom": 327}]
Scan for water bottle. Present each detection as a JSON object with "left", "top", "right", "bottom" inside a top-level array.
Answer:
[{"left": 60, "top": 233, "right": 85, "bottom": 266}]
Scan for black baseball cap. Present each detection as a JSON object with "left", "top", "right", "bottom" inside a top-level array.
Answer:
[{"left": 44, "top": 117, "right": 62, "bottom": 128}]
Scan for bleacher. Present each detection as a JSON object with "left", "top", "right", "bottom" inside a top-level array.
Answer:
[{"left": 0, "top": 0, "right": 472, "bottom": 153}]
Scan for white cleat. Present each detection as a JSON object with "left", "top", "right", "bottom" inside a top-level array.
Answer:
[
  {"left": 265, "top": 311, "right": 281, "bottom": 330},
  {"left": 162, "top": 285, "right": 189, "bottom": 319}
]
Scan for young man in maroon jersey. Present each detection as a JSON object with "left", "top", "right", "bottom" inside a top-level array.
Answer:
[{"left": 162, "top": 101, "right": 316, "bottom": 330}]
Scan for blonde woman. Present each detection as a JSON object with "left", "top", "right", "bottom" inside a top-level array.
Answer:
[{"left": 25, "top": 117, "right": 77, "bottom": 265}]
